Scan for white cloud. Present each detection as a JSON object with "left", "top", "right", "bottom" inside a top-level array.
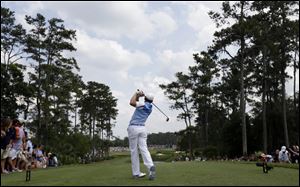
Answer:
[
  {"left": 185, "top": 2, "right": 224, "bottom": 51},
  {"left": 3, "top": 1, "right": 178, "bottom": 43},
  {"left": 39, "top": 1, "right": 176, "bottom": 42},
  {"left": 195, "top": 24, "right": 216, "bottom": 49},
  {"left": 156, "top": 49, "right": 196, "bottom": 79},
  {"left": 75, "top": 30, "right": 151, "bottom": 73},
  {"left": 150, "top": 11, "right": 177, "bottom": 38},
  {"left": 187, "top": 3, "right": 212, "bottom": 31}
]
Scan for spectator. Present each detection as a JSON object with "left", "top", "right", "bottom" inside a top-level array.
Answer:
[
  {"left": 278, "top": 146, "right": 290, "bottom": 163},
  {"left": 53, "top": 153, "right": 58, "bottom": 167},
  {"left": 260, "top": 153, "right": 273, "bottom": 163},
  {"left": 47, "top": 152, "right": 58, "bottom": 167},
  {"left": 256, "top": 153, "right": 273, "bottom": 173},
  {"left": 25, "top": 135, "right": 33, "bottom": 156},
  {"left": 7, "top": 120, "right": 23, "bottom": 172},
  {"left": 31, "top": 144, "right": 38, "bottom": 169},
  {"left": 36, "top": 145, "right": 47, "bottom": 168},
  {"left": 288, "top": 145, "right": 299, "bottom": 163},
  {"left": 1, "top": 118, "right": 13, "bottom": 174},
  {"left": 18, "top": 133, "right": 33, "bottom": 171},
  {"left": 32, "top": 144, "right": 37, "bottom": 159},
  {"left": 272, "top": 149, "right": 280, "bottom": 163},
  {"left": 11, "top": 119, "right": 26, "bottom": 171},
  {"left": 18, "top": 151, "right": 29, "bottom": 171},
  {"left": 47, "top": 152, "right": 54, "bottom": 167}
]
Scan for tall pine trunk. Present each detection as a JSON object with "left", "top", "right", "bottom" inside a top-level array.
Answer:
[
  {"left": 37, "top": 48, "right": 42, "bottom": 145},
  {"left": 239, "top": 1, "right": 247, "bottom": 156},
  {"left": 184, "top": 93, "right": 193, "bottom": 160},
  {"left": 281, "top": 57, "right": 289, "bottom": 147},
  {"left": 262, "top": 46, "right": 268, "bottom": 153},
  {"left": 293, "top": 38, "right": 298, "bottom": 145},
  {"left": 205, "top": 108, "right": 209, "bottom": 143},
  {"left": 92, "top": 117, "right": 96, "bottom": 161}
]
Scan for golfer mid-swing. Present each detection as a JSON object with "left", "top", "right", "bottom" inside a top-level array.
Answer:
[{"left": 127, "top": 90, "right": 156, "bottom": 180}]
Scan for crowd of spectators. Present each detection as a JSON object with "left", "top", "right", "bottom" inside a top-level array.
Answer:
[
  {"left": 1, "top": 118, "right": 58, "bottom": 175},
  {"left": 256, "top": 145, "right": 299, "bottom": 164}
]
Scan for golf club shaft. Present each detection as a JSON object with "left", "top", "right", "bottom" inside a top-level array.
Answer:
[{"left": 152, "top": 103, "right": 169, "bottom": 119}]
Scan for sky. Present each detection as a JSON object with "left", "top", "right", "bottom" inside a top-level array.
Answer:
[{"left": 2, "top": 1, "right": 299, "bottom": 139}]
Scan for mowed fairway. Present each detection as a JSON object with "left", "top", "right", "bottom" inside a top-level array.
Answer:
[{"left": 1, "top": 154, "right": 299, "bottom": 186}]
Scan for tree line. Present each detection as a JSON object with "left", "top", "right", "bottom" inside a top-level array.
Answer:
[
  {"left": 160, "top": 1, "right": 299, "bottom": 159},
  {"left": 111, "top": 132, "right": 178, "bottom": 148},
  {"left": 1, "top": 7, "right": 118, "bottom": 164},
  {"left": 1, "top": 1, "right": 299, "bottom": 162}
]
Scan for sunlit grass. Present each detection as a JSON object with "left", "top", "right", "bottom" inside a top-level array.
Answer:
[{"left": 1, "top": 153, "right": 299, "bottom": 186}]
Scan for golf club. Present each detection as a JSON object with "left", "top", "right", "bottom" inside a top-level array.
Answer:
[
  {"left": 152, "top": 103, "right": 170, "bottom": 122},
  {"left": 137, "top": 89, "right": 169, "bottom": 122}
]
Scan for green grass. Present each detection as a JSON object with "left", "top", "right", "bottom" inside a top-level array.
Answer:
[{"left": 1, "top": 153, "right": 299, "bottom": 186}]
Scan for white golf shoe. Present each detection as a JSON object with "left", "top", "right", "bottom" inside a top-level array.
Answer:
[
  {"left": 149, "top": 166, "right": 156, "bottom": 180},
  {"left": 133, "top": 172, "right": 146, "bottom": 179}
]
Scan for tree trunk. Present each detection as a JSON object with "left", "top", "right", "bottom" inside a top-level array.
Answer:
[
  {"left": 294, "top": 43, "right": 297, "bottom": 115},
  {"left": 92, "top": 117, "right": 95, "bottom": 161},
  {"left": 205, "top": 106, "right": 209, "bottom": 144},
  {"left": 184, "top": 93, "right": 192, "bottom": 127},
  {"left": 44, "top": 71, "right": 50, "bottom": 147},
  {"left": 293, "top": 39, "right": 298, "bottom": 145},
  {"left": 183, "top": 93, "right": 193, "bottom": 160},
  {"left": 239, "top": 1, "right": 247, "bottom": 156},
  {"left": 262, "top": 46, "right": 268, "bottom": 153},
  {"left": 267, "top": 89, "right": 273, "bottom": 149},
  {"left": 89, "top": 117, "right": 92, "bottom": 138},
  {"left": 37, "top": 48, "right": 42, "bottom": 145},
  {"left": 279, "top": 2, "right": 290, "bottom": 150},
  {"left": 281, "top": 59, "right": 289, "bottom": 147},
  {"left": 74, "top": 96, "right": 78, "bottom": 132}
]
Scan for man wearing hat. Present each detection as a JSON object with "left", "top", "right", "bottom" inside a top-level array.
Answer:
[
  {"left": 279, "top": 146, "right": 290, "bottom": 163},
  {"left": 127, "top": 89, "right": 156, "bottom": 180}
]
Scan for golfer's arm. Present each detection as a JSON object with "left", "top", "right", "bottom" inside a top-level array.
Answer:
[{"left": 130, "top": 93, "right": 139, "bottom": 107}]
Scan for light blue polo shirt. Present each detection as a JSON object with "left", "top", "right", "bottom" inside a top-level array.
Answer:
[{"left": 129, "top": 101, "right": 152, "bottom": 126}]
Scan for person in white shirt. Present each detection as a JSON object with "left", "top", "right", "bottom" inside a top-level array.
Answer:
[{"left": 278, "top": 146, "right": 290, "bottom": 163}]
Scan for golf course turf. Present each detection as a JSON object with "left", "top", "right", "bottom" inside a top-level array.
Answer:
[{"left": 1, "top": 153, "right": 299, "bottom": 186}]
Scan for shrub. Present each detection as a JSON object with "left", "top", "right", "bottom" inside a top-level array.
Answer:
[{"left": 202, "top": 146, "right": 218, "bottom": 159}]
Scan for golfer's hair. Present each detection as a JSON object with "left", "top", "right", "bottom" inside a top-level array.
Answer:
[{"left": 145, "top": 97, "right": 153, "bottom": 103}]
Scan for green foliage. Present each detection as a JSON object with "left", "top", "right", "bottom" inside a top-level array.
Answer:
[
  {"left": 1, "top": 7, "right": 28, "bottom": 119},
  {"left": 43, "top": 133, "right": 92, "bottom": 165},
  {"left": 1, "top": 7, "right": 119, "bottom": 165},
  {"left": 1, "top": 1, "right": 299, "bottom": 165},
  {"left": 151, "top": 149, "right": 177, "bottom": 162},
  {"left": 147, "top": 132, "right": 178, "bottom": 146},
  {"left": 202, "top": 146, "right": 219, "bottom": 159},
  {"left": 160, "top": 1, "right": 299, "bottom": 158},
  {"left": 1, "top": 7, "right": 26, "bottom": 65},
  {"left": 159, "top": 72, "right": 193, "bottom": 127},
  {"left": 0, "top": 63, "right": 30, "bottom": 118}
]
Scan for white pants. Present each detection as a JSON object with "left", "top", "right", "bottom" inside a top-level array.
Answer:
[{"left": 127, "top": 126, "right": 154, "bottom": 176}]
